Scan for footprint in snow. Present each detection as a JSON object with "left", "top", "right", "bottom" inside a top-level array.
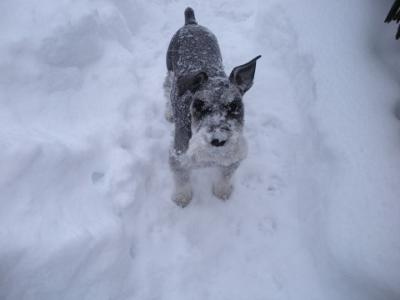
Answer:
[
  {"left": 257, "top": 217, "right": 277, "bottom": 234},
  {"left": 91, "top": 171, "right": 105, "bottom": 184},
  {"left": 267, "top": 175, "right": 285, "bottom": 196}
]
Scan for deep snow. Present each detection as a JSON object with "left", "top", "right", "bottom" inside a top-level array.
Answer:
[{"left": 0, "top": 1, "right": 399, "bottom": 299}]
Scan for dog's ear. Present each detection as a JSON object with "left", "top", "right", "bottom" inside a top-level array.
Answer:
[
  {"left": 229, "top": 55, "right": 261, "bottom": 94},
  {"left": 177, "top": 71, "right": 208, "bottom": 96}
]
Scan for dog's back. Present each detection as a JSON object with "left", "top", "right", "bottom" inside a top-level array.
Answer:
[{"left": 166, "top": 7, "right": 225, "bottom": 77}]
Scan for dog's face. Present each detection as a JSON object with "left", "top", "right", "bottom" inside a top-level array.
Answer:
[
  {"left": 177, "top": 56, "right": 260, "bottom": 151},
  {"left": 190, "top": 78, "right": 244, "bottom": 147}
]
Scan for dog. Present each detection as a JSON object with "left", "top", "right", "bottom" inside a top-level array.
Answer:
[{"left": 164, "top": 7, "right": 261, "bottom": 207}]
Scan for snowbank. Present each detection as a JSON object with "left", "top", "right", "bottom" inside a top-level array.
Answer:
[{"left": 0, "top": 0, "right": 399, "bottom": 299}]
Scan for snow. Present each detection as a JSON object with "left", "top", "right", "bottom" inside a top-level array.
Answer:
[{"left": 1, "top": 0, "right": 399, "bottom": 299}]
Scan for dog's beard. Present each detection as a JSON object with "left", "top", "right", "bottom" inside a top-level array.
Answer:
[{"left": 185, "top": 126, "right": 247, "bottom": 168}]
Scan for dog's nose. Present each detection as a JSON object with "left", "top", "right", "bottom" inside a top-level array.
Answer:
[{"left": 211, "top": 139, "right": 226, "bottom": 147}]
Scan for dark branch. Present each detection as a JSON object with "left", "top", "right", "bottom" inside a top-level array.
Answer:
[
  {"left": 385, "top": 0, "right": 400, "bottom": 23},
  {"left": 385, "top": 0, "right": 400, "bottom": 39}
]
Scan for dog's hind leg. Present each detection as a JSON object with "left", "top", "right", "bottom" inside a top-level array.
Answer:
[
  {"left": 163, "top": 71, "right": 174, "bottom": 123},
  {"left": 213, "top": 162, "right": 240, "bottom": 200}
]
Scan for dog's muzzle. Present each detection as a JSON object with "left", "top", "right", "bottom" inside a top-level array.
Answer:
[{"left": 209, "top": 125, "right": 231, "bottom": 147}]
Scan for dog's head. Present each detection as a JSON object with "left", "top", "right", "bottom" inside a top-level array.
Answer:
[{"left": 177, "top": 56, "right": 260, "bottom": 152}]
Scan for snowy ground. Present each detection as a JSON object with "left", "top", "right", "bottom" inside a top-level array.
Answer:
[{"left": 1, "top": 0, "right": 400, "bottom": 299}]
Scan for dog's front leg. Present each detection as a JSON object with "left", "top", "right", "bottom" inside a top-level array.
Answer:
[
  {"left": 169, "top": 153, "right": 192, "bottom": 207},
  {"left": 172, "top": 166, "right": 192, "bottom": 208},
  {"left": 213, "top": 162, "right": 240, "bottom": 200},
  {"left": 169, "top": 123, "right": 193, "bottom": 207}
]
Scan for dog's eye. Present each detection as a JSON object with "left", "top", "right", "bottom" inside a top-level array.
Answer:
[
  {"left": 226, "top": 99, "right": 242, "bottom": 116},
  {"left": 192, "top": 99, "right": 212, "bottom": 116}
]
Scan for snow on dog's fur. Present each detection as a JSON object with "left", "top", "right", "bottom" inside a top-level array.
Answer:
[{"left": 165, "top": 7, "right": 260, "bottom": 207}]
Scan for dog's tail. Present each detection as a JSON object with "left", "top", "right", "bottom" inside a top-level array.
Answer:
[{"left": 184, "top": 7, "right": 197, "bottom": 25}]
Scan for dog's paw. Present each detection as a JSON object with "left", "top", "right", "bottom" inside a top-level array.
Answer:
[
  {"left": 172, "top": 186, "right": 192, "bottom": 208},
  {"left": 212, "top": 182, "right": 233, "bottom": 201}
]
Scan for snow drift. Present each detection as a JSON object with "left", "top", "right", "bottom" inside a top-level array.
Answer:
[{"left": 0, "top": 0, "right": 399, "bottom": 299}]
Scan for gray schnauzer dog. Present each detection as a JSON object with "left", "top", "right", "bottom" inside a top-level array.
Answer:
[{"left": 164, "top": 7, "right": 261, "bottom": 207}]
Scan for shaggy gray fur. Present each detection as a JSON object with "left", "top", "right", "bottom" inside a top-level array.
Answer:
[{"left": 165, "top": 7, "right": 260, "bottom": 207}]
